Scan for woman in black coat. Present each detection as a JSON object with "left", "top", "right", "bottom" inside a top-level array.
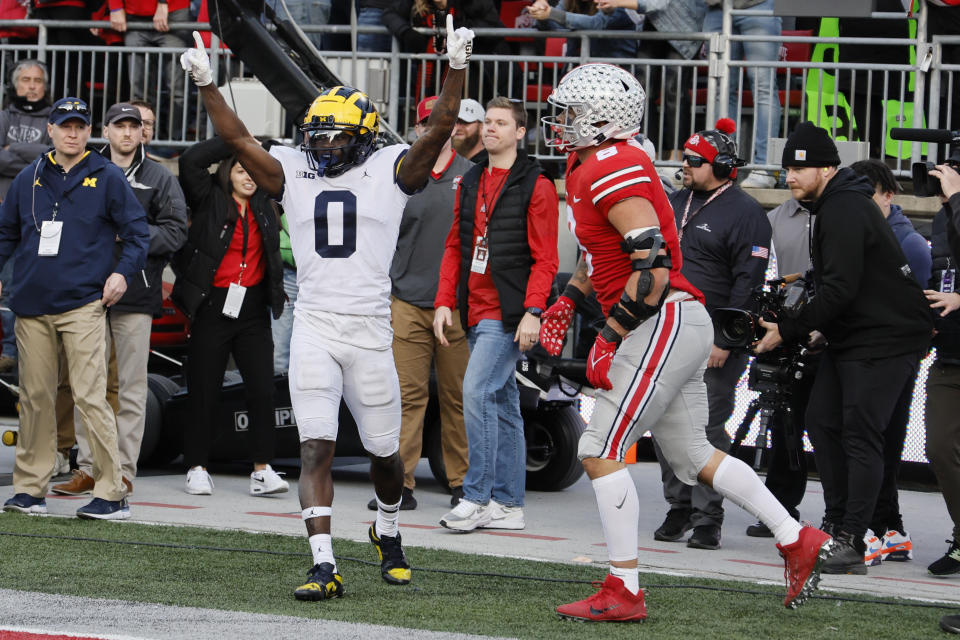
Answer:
[{"left": 172, "top": 136, "right": 287, "bottom": 497}]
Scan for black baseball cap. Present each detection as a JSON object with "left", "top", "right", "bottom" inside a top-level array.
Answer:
[{"left": 105, "top": 102, "right": 143, "bottom": 126}]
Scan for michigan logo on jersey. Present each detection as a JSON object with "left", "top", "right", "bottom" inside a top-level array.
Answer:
[{"left": 300, "top": 87, "right": 379, "bottom": 178}]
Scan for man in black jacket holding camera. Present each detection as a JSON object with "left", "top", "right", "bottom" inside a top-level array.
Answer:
[
  {"left": 923, "top": 163, "right": 960, "bottom": 578},
  {"left": 756, "top": 122, "right": 931, "bottom": 575}
]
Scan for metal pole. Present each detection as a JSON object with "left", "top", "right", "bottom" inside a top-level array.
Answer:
[
  {"left": 911, "top": 0, "right": 928, "bottom": 165},
  {"left": 718, "top": 0, "right": 733, "bottom": 119}
]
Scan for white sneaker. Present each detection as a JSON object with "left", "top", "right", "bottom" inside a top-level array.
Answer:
[
  {"left": 185, "top": 466, "right": 214, "bottom": 495},
  {"left": 52, "top": 451, "right": 71, "bottom": 477},
  {"left": 250, "top": 464, "right": 289, "bottom": 496},
  {"left": 741, "top": 170, "right": 778, "bottom": 189},
  {"left": 440, "top": 499, "right": 491, "bottom": 532},
  {"left": 864, "top": 529, "right": 883, "bottom": 566},
  {"left": 480, "top": 500, "right": 525, "bottom": 530}
]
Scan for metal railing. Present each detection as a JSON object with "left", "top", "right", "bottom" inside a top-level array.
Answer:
[{"left": 0, "top": 4, "right": 952, "bottom": 174}]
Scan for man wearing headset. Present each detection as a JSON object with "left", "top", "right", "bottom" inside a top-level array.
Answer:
[{"left": 651, "top": 118, "right": 772, "bottom": 551}]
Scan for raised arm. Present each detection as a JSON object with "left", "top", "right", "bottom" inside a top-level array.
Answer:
[
  {"left": 181, "top": 31, "right": 285, "bottom": 197},
  {"left": 396, "top": 15, "right": 474, "bottom": 193}
]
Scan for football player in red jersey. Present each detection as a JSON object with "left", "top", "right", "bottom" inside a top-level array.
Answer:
[{"left": 538, "top": 63, "right": 834, "bottom": 621}]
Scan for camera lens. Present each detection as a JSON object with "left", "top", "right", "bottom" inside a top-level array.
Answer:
[{"left": 719, "top": 314, "right": 754, "bottom": 346}]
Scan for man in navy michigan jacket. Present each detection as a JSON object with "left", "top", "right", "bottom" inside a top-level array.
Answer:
[{"left": 0, "top": 97, "right": 148, "bottom": 520}]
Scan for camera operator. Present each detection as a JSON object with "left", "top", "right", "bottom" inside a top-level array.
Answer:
[
  {"left": 923, "top": 162, "right": 960, "bottom": 576},
  {"left": 651, "top": 119, "right": 772, "bottom": 550},
  {"left": 756, "top": 122, "right": 932, "bottom": 575}
]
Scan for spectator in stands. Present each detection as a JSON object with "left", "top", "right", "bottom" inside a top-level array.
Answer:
[
  {"left": 364, "top": 96, "right": 472, "bottom": 512},
  {"left": 703, "top": 0, "right": 783, "bottom": 189},
  {"left": 110, "top": 0, "right": 190, "bottom": 140},
  {"left": 269, "top": 0, "right": 330, "bottom": 50},
  {"left": 0, "top": 97, "right": 149, "bottom": 519},
  {"left": 356, "top": 0, "right": 393, "bottom": 52},
  {"left": 171, "top": 136, "right": 287, "bottom": 497},
  {"left": 452, "top": 98, "right": 486, "bottom": 164},
  {"left": 382, "top": 0, "right": 519, "bottom": 100},
  {"left": 0, "top": 59, "right": 52, "bottom": 374},
  {"left": 435, "top": 97, "right": 559, "bottom": 532},
  {"left": 51, "top": 102, "right": 187, "bottom": 498},
  {"left": 924, "top": 161, "right": 960, "bottom": 578},
  {"left": 596, "top": 0, "right": 706, "bottom": 161},
  {"left": 528, "top": 0, "right": 642, "bottom": 59},
  {"left": 30, "top": 0, "right": 102, "bottom": 98}
]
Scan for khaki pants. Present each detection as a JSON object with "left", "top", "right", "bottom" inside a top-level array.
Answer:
[
  {"left": 55, "top": 341, "right": 120, "bottom": 452},
  {"left": 75, "top": 311, "right": 152, "bottom": 480},
  {"left": 14, "top": 301, "right": 123, "bottom": 501},
  {"left": 391, "top": 297, "right": 469, "bottom": 490}
]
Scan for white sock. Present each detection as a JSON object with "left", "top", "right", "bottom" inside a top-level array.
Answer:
[
  {"left": 375, "top": 497, "right": 401, "bottom": 538},
  {"left": 592, "top": 467, "right": 639, "bottom": 566},
  {"left": 609, "top": 565, "right": 640, "bottom": 595},
  {"left": 308, "top": 533, "right": 336, "bottom": 571},
  {"left": 710, "top": 455, "right": 801, "bottom": 547}
]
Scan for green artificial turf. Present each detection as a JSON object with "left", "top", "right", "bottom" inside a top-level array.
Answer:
[{"left": 0, "top": 515, "right": 950, "bottom": 639}]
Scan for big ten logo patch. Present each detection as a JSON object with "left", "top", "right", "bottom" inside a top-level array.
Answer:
[{"left": 235, "top": 407, "right": 297, "bottom": 431}]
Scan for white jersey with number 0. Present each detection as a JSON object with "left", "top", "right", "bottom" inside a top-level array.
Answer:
[{"left": 270, "top": 143, "right": 412, "bottom": 318}]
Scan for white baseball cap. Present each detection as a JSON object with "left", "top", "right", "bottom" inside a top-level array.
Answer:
[{"left": 457, "top": 99, "right": 484, "bottom": 123}]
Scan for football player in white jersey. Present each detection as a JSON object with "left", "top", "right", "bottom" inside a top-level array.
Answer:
[{"left": 180, "top": 18, "right": 475, "bottom": 600}]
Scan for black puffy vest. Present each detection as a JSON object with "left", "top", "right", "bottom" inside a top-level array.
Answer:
[{"left": 456, "top": 150, "right": 543, "bottom": 331}]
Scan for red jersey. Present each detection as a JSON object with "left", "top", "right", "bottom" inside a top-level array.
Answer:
[{"left": 564, "top": 139, "right": 703, "bottom": 312}]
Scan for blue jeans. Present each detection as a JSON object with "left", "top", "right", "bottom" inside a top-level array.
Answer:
[
  {"left": 271, "top": 266, "right": 298, "bottom": 374},
  {"left": 462, "top": 320, "right": 525, "bottom": 507},
  {"left": 356, "top": 7, "right": 392, "bottom": 53},
  {"left": 704, "top": 0, "right": 782, "bottom": 166},
  {"left": 268, "top": 0, "right": 330, "bottom": 50}
]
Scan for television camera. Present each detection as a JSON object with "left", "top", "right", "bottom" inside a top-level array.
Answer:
[
  {"left": 890, "top": 127, "right": 960, "bottom": 197},
  {"left": 712, "top": 274, "right": 814, "bottom": 470}
]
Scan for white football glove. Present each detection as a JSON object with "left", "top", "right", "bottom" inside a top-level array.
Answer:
[
  {"left": 180, "top": 31, "right": 213, "bottom": 87},
  {"left": 444, "top": 13, "right": 474, "bottom": 70}
]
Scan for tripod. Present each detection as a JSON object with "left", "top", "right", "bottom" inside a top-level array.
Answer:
[{"left": 730, "top": 378, "right": 803, "bottom": 474}]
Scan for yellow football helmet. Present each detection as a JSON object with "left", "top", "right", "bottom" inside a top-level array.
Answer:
[{"left": 300, "top": 86, "right": 380, "bottom": 177}]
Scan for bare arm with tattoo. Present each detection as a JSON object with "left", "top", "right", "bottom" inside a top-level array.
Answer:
[{"left": 539, "top": 255, "right": 595, "bottom": 356}]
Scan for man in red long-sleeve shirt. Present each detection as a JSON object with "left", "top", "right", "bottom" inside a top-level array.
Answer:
[
  {"left": 110, "top": 0, "right": 189, "bottom": 140},
  {"left": 433, "top": 96, "right": 559, "bottom": 533}
]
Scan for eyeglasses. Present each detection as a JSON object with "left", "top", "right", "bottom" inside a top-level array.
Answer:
[
  {"left": 682, "top": 154, "right": 709, "bottom": 168},
  {"left": 53, "top": 101, "right": 90, "bottom": 116}
]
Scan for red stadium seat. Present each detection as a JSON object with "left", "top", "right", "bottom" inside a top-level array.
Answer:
[{"left": 500, "top": 0, "right": 535, "bottom": 42}]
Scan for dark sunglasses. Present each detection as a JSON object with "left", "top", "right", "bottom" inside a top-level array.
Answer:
[
  {"left": 682, "top": 154, "right": 709, "bottom": 168},
  {"left": 54, "top": 101, "right": 90, "bottom": 116}
]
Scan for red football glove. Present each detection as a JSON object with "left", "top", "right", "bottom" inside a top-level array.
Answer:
[
  {"left": 538, "top": 295, "right": 577, "bottom": 356},
  {"left": 586, "top": 331, "right": 621, "bottom": 390}
]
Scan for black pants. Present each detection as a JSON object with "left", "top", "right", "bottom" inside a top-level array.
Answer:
[
  {"left": 806, "top": 350, "right": 921, "bottom": 539},
  {"left": 184, "top": 283, "right": 275, "bottom": 468},
  {"left": 869, "top": 374, "right": 917, "bottom": 535},
  {"left": 762, "top": 352, "right": 818, "bottom": 520}
]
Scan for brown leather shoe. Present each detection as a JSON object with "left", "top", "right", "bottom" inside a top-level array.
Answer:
[
  {"left": 51, "top": 469, "right": 94, "bottom": 495},
  {"left": 123, "top": 477, "right": 133, "bottom": 495}
]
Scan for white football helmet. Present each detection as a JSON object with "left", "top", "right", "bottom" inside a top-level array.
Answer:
[{"left": 541, "top": 63, "right": 646, "bottom": 151}]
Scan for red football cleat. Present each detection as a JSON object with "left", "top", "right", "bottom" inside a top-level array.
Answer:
[
  {"left": 556, "top": 574, "right": 647, "bottom": 622},
  {"left": 777, "top": 525, "right": 834, "bottom": 609}
]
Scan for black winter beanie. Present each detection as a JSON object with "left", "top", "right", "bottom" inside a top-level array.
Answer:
[{"left": 781, "top": 121, "right": 841, "bottom": 168}]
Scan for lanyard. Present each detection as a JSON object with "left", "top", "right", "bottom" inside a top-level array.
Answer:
[
  {"left": 237, "top": 207, "right": 249, "bottom": 286},
  {"left": 478, "top": 169, "right": 508, "bottom": 240},
  {"left": 678, "top": 181, "right": 732, "bottom": 241}
]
